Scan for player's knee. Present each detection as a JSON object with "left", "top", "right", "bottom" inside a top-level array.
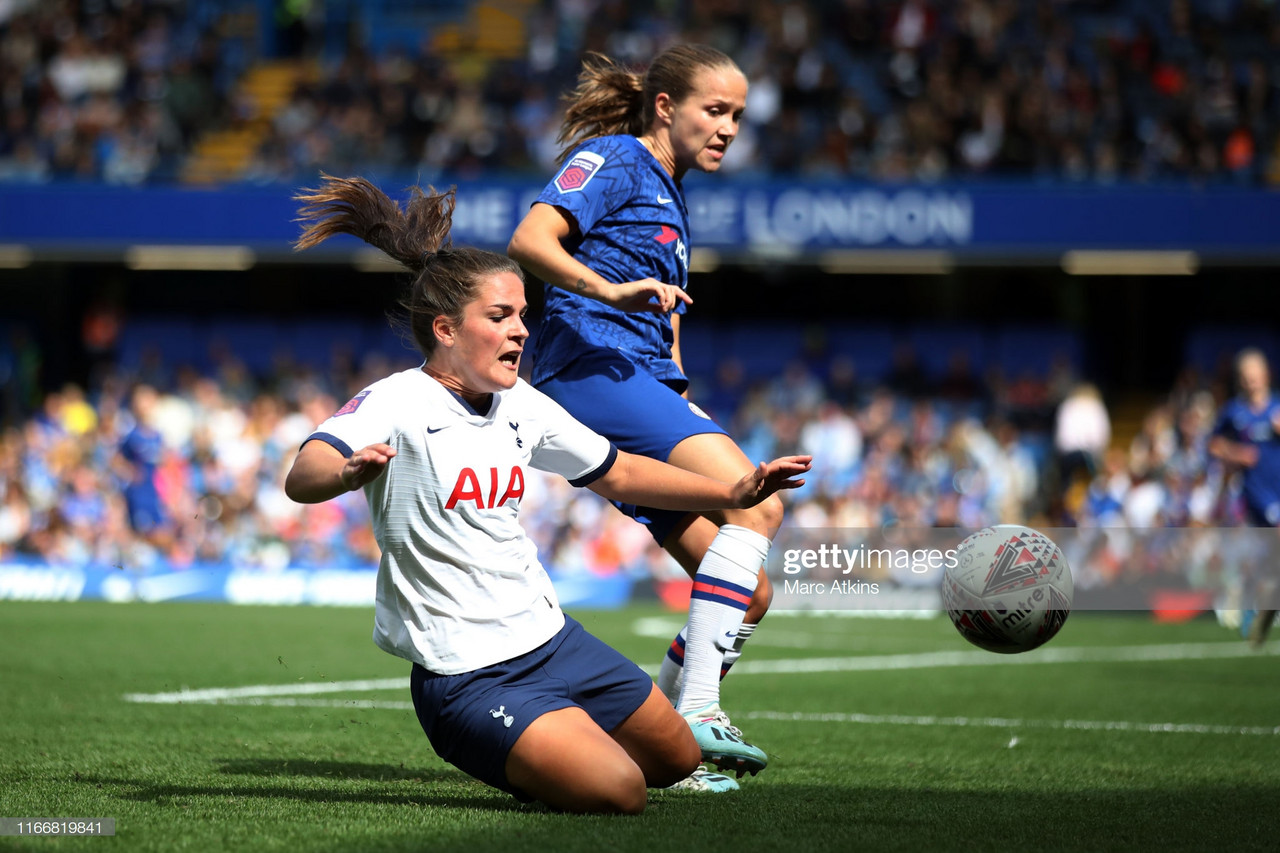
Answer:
[
  {"left": 593, "top": 762, "right": 648, "bottom": 815},
  {"left": 753, "top": 493, "right": 784, "bottom": 536}
]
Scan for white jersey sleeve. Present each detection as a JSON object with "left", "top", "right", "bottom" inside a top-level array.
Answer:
[
  {"left": 521, "top": 385, "right": 617, "bottom": 486},
  {"left": 305, "top": 384, "right": 399, "bottom": 457}
]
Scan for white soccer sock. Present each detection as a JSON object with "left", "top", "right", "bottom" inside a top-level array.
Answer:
[
  {"left": 720, "top": 621, "right": 757, "bottom": 675},
  {"left": 676, "top": 525, "right": 771, "bottom": 716},
  {"left": 657, "top": 627, "right": 687, "bottom": 706},
  {"left": 659, "top": 620, "right": 757, "bottom": 707}
]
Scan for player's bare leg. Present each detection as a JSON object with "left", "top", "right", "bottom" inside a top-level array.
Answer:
[
  {"left": 504, "top": 692, "right": 697, "bottom": 814},
  {"left": 608, "top": 684, "right": 702, "bottom": 784}
]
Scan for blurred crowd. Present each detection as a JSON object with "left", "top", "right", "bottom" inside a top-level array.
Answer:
[
  {"left": 0, "top": 0, "right": 249, "bottom": 184},
  {"left": 0, "top": 320, "right": 1265, "bottom": 599},
  {"left": 3, "top": 0, "right": 1280, "bottom": 185}
]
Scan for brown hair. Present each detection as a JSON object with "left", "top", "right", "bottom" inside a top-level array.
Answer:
[
  {"left": 293, "top": 174, "right": 523, "bottom": 356},
  {"left": 556, "top": 44, "right": 740, "bottom": 161}
]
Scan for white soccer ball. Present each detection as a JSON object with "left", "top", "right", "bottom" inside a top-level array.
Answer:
[{"left": 942, "top": 525, "right": 1073, "bottom": 654}]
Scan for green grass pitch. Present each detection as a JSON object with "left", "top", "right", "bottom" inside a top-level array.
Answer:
[{"left": 1, "top": 601, "right": 1277, "bottom": 852}]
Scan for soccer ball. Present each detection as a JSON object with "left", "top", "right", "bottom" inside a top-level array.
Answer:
[{"left": 942, "top": 525, "right": 1073, "bottom": 654}]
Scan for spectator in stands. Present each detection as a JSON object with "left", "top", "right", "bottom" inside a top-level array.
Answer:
[
  {"left": 1054, "top": 381, "right": 1111, "bottom": 489},
  {"left": 8, "top": 0, "right": 1280, "bottom": 185},
  {"left": 115, "top": 383, "right": 168, "bottom": 543}
]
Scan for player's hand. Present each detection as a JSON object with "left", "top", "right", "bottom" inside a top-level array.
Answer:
[
  {"left": 341, "top": 443, "right": 397, "bottom": 491},
  {"left": 1238, "top": 443, "right": 1260, "bottom": 468},
  {"left": 732, "top": 455, "right": 812, "bottom": 508},
  {"left": 604, "top": 278, "right": 693, "bottom": 314}
]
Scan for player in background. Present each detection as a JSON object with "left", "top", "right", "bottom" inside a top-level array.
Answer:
[
  {"left": 283, "top": 175, "right": 811, "bottom": 812},
  {"left": 1208, "top": 347, "right": 1280, "bottom": 647},
  {"left": 507, "top": 44, "right": 779, "bottom": 783}
]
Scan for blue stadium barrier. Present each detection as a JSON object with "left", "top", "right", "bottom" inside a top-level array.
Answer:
[
  {"left": 824, "top": 323, "right": 897, "bottom": 384},
  {"left": 1184, "top": 326, "right": 1280, "bottom": 376},
  {"left": 907, "top": 324, "right": 988, "bottom": 381}
]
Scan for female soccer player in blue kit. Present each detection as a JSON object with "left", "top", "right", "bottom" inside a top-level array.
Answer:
[
  {"left": 1209, "top": 347, "right": 1280, "bottom": 646},
  {"left": 284, "top": 175, "right": 809, "bottom": 813},
  {"left": 508, "top": 44, "right": 781, "bottom": 786}
]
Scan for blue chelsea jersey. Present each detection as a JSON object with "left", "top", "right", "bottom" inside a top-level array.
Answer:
[
  {"left": 1213, "top": 393, "right": 1280, "bottom": 513},
  {"left": 530, "top": 135, "right": 690, "bottom": 388}
]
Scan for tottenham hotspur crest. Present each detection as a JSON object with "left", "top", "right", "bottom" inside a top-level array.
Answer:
[{"left": 509, "top": 422, "right": 522, "bottom": 448}]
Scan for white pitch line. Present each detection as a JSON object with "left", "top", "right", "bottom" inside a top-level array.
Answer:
[
  {"left": 121, "top": 641, "right": 1277, "bottom": 707},
  {"left": 631, "top": 616, "right": 827, "bottom": 648},
  {"left": 728, "top": 641, "right": 1279, "bottom": 675},
  {"left": 741, "top": 710, "right": 1280, "bottom": 737},
  {"left": 121, "top": 677, "right": 407, "bottom": 705},
  {"left": 120, "top": 696, "right": 1280, "bottom": 736}
]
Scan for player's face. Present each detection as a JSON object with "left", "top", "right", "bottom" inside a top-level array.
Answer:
[
  {"left": 1239, "top": 353, "right": 1270, "bottom": 401},
  {"left": 668, "top": 66, "right": 747, "bottom": 175},
  {"left": 442, "top": 272, "right": 529, "bottom": 394}
]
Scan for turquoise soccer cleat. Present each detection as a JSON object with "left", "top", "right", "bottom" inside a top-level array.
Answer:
[
  {"left": 683, "top": 703, "right": 768, "bottom": 777},
  {"left": 664, "top": 767, "right": 741, "bottom": 793}
]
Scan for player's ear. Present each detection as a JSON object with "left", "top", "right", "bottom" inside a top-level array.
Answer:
[
  {"left": 432, "top": 314, "right": 455, "bottom": 348},
  {"left": 654, "top": 92, "right": 674, "bottom": 125}
]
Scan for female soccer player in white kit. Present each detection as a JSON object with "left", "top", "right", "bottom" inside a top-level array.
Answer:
[{"left": 283, "top": 175, "right": 810, "bottom": 814}]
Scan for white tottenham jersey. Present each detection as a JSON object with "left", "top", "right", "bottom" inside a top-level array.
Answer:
[{"left": 307, "top": 368, "right": 617, "bottom": 674}]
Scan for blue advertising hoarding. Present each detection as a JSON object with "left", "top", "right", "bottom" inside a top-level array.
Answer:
[{"left": 1, "top": 180, "right": 1277, "bottom": 260}]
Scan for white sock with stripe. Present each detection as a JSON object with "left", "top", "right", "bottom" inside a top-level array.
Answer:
[
  {"left": 658, "top": 621, "right": 758, "bottom": 706},
  {"left": 675, "top": 524, "right": 771, "bottom": 716}
]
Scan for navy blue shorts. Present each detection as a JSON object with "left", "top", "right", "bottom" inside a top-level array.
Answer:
[
  {"left": 409, "top": 615, "right": 654, "bottom": 801},
  {"left": 537, "top": 353, "right": 728, "bottom": 544}
]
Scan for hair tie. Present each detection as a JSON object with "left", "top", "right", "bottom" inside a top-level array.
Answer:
[{"left": 419, "top": 250, "right": 435, "bottom": 269}]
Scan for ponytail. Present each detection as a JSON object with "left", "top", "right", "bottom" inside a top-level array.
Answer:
[
  {"left": 556, "top": 45, "right": 741, "bottom": 162},
  {"left": 556, "top": 53, "right": 645, "bottom": 161},
  {"left": 294, "top": 174, "right": 522, "bottom": 356}
]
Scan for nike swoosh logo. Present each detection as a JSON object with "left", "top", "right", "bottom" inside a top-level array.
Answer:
[
  {"left": 657, "top": 195, "right": 673, "bottom": 204},
  {"left": 426, "top": 426, "right": 447, "bottom": 434}
]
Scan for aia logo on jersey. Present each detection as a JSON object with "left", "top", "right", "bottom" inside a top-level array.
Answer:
[
  {"left": 334, "top": 390, "right": 370, "bottom": 417},
  {"left": 446, "top": 466, "right": 525, "bottom": 510},
  {"left": 554, "top": 151, "right": 605, "bottom": 193},
  {"left": 655, "top": 226, "right": 688, "bottom": 271}
]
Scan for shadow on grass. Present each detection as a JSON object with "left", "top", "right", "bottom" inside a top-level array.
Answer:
[
  {"left": 68, "top": 773, "right": 1280, "bottom": 851},
  {"left": 216, "top": 758, "right": 454, "bottom": 782},
  {"left": 78, "top": 761, "right": 525, "bottom": 813}
]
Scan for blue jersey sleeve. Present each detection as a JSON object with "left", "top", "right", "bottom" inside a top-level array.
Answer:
[{"left": 540, "top": 147, "right": 622, "bottom": 236}]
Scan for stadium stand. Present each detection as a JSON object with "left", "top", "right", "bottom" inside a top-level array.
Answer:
[
  {"left": 3, "top": 0, "right": 1279, "bottom": 185},
  {"left": 0, "top": 1, "right": 1275, "bottom": 593}
]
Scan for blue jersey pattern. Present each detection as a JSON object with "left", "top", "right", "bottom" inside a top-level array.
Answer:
[
  {"left": 530, "top": 135, "right": 690, "bottom": 387},
  {"left": 1213, "top": 393, "right": 1280, "bottom": 519}
]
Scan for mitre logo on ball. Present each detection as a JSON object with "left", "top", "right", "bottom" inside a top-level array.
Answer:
[{"left": 942, "top": 525, "right": 1073, "bottom": 654}]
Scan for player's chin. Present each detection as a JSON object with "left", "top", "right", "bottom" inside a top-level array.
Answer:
[{"left": 490, "top": 362, "right": 521, "bottom": 388}]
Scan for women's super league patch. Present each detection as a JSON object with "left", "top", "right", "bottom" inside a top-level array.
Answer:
[
  {"left": 554, "top": 151, "right": 605, "bottom": 193},
  {"left": 334, "top": 390, "right": 371, "bottom": 416}
]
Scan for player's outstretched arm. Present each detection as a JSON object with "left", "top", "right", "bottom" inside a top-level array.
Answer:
[
  {"left": 588, "top": 451, "right": 810, "bottom": 511},
  {"left": 285, "top": 440, "right": 397, "bottom": 504},
  {"left": 1208, "top": 435, "right": 1258, "bottom": 468},
  {"left": 508, "top": 203, "right": 690, "bottom": 314}
]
